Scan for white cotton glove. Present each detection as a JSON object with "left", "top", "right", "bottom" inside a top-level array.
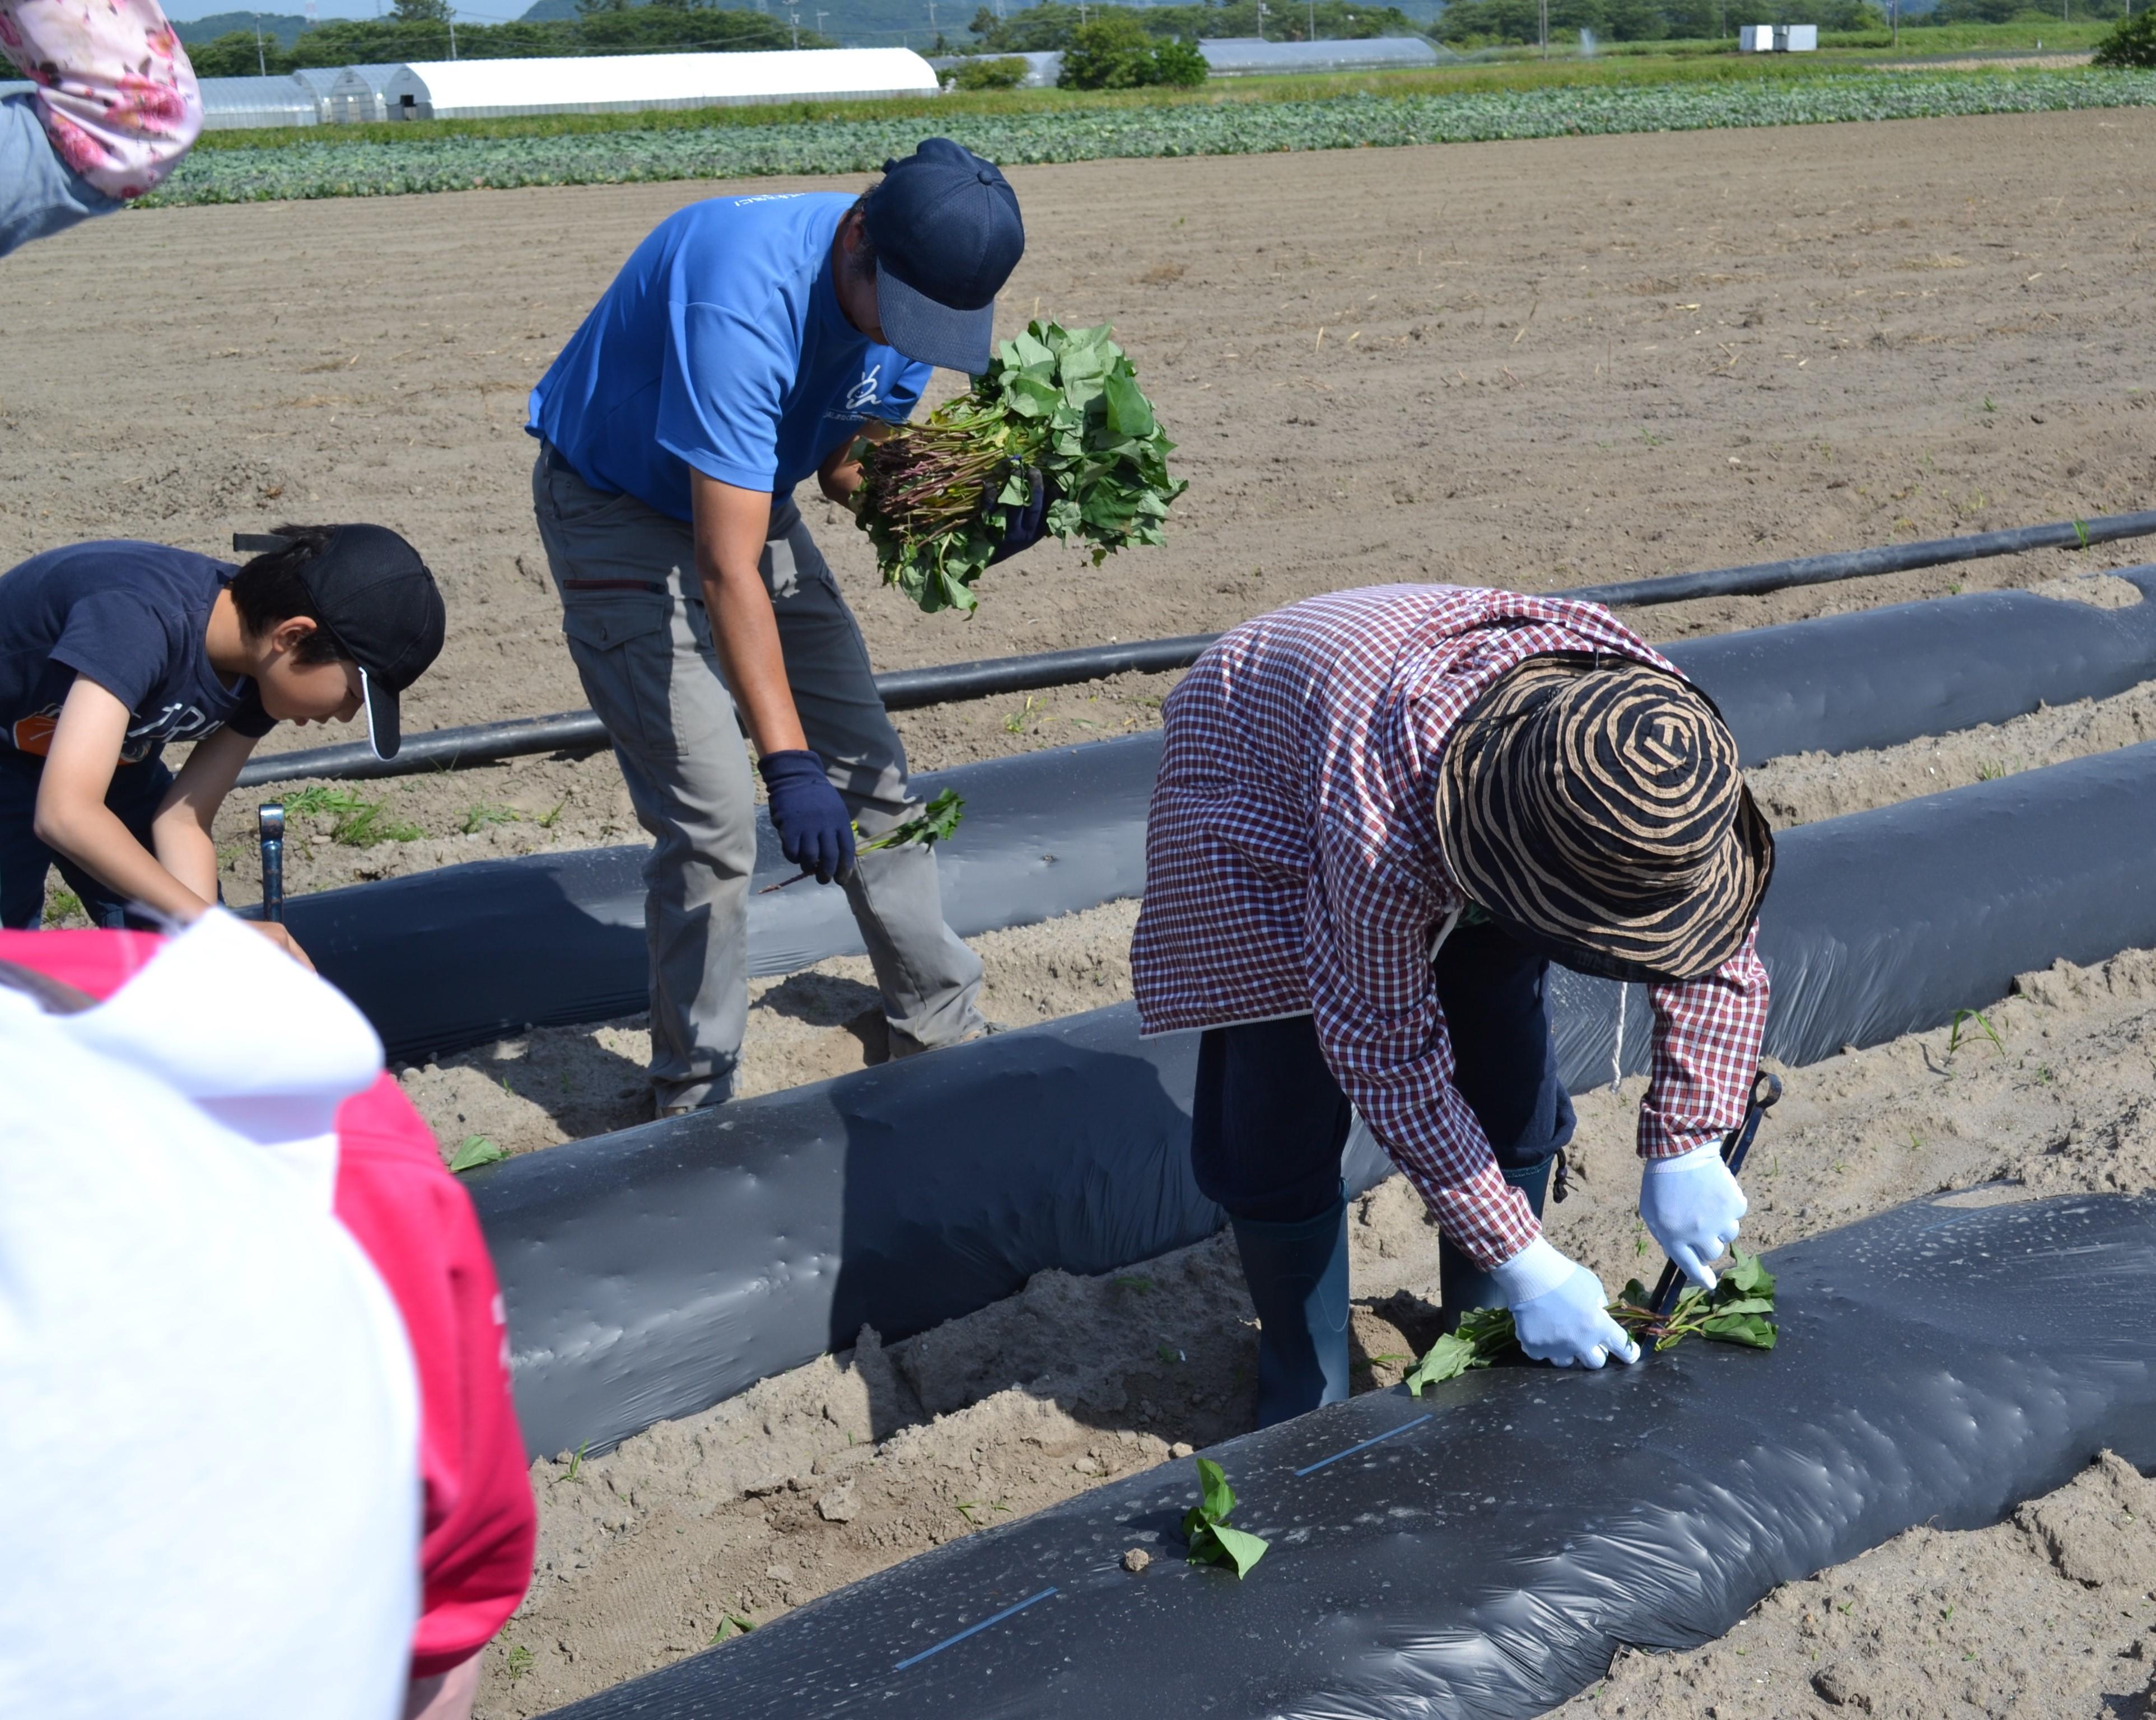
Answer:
[
  {"left": 1639, "top": 1143, "right": 1749, "bottom": 1291},
  {"left": 1490, "top": 1237, "right": 1641, "bottom": 1370}
]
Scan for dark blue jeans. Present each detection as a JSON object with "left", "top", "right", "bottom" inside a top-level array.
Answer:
[
  {"left": 1189, "top": 919, "right": 1578, "bottom": 1224},
  {"left": 0, "top": 751, "right": 175, "bottom": 930}
]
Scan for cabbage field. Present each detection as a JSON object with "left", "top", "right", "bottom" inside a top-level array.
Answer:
[{"left": 143, "top": 71, "right": 2156, "bottom": 205}]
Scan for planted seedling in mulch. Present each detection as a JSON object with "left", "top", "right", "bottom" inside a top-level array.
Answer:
[
  {"left": 853, "top": 320, "right": 1187, "bottom": 615},
  {"left": 759, "top": 789, "right": 964, "bottom": 892},
  {"left": 1182, "top": 1457, "right": 1268, "bottom": 1579},
  {"left": 1404, "top": 1249, "right": 1779, "bottom": 1396},
  {"left": 447, "top": 1134, "right": 507, "bottom": 1173}
]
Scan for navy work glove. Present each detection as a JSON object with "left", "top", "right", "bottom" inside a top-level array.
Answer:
[
  {"left": 986, "top": 467, "right": 1049, "bottom": 566},
  {"left": 758, "top": 750, "right": 855, "bottom": 886}
]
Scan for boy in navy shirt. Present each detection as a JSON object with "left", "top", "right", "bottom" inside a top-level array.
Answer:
[
  {"left": 528, "top": 138, "right": 1046, "bottom": 1115},
  {"left": 0, "top": 525, "right": 444, "bottom": 955}
]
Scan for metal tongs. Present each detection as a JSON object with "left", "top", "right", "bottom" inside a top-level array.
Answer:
[{"left": 1648, "top": 1068, "right": 1784, "bottom": 1319}]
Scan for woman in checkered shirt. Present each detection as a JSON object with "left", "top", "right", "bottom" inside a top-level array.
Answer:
[{"left": 1131, "top": 585, "right": 1775, "bottom": 1427}]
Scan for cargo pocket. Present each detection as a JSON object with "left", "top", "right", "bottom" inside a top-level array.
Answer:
[{"left": 559, "top": 593, "right": 674, "bottom": 759}]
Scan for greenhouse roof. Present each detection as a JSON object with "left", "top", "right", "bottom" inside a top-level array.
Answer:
[
  {"left": 1197, "top": 35, "right": 1443, "bottom": 74},
  {"left": 381, "top": 48, "right": 940, "bottom": 120}
]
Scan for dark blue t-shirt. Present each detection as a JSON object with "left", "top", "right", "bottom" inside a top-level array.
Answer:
[
  {"left": 527, "top": 190, "right": 932, "bottom": 522},
  {"left": 0, "top": 541, "right": 273, "bottom": 769}
]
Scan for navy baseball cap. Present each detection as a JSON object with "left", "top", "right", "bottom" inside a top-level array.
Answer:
[
  {"left": 862, "top": 138, "right": 1025, "bottom": 376},
  {"left": 239, "top": 526, "right": 444, "bottom": 761}
]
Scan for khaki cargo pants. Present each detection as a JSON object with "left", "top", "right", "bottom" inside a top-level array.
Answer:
[{"left": 532, "top": 445, "right": 984, "bottom": 1111}]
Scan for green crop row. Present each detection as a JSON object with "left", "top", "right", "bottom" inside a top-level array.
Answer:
[{"left": 141, "top": 70, "right": 2156, "bottom": 206}]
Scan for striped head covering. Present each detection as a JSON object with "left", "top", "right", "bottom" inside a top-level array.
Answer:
[{"left": 1434, "top": 653, "right": 1774, "bottom": 983}]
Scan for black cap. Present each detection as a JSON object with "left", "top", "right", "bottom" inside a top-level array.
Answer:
[
  {"left": 862, "top": 138, "right": 1025, "bottom": 376},
  {"left": 296, "top": 525, "right": 445, "bottom": 761}
]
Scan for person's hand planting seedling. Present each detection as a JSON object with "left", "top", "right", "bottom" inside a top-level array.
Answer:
[
  {"left": 1182, "top": 1457, "right": 1268, "bottom": 1578},
  {"left": 852, "top": 321, "right": 1187, "bottom": 615},
  {"left": 759, "top": 789, "right": 965, "bottom": 892},
  {"left": 1404, "top": 1249, "right": 1779, "bottom": 1395}
]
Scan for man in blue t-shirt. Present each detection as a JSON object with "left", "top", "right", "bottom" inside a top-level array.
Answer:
[
  {"left": 0, "top": 527, "right": 445, "bottom": 952},
  {"left": 527, "top": 138, "right": 1042, "bottom": 1115}
]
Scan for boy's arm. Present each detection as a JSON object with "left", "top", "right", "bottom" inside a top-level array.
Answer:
[
  {"left": 155, "top": 725, "right": 258, "bottom": 903},
  {"left": 35, "top": 677, "right": 211, "bottom": 924},
  {"left": 36, "top": 680, "right": 310, "bottom": 965}
]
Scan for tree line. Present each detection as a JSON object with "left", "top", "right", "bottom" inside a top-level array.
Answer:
[{"left": 185, "top": 0, "right": 818, "bottom": 79}]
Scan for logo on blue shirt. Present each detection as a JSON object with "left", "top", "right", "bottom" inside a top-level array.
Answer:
[{"left": 842, "top": 364, "right": 884, "bottom": 414}]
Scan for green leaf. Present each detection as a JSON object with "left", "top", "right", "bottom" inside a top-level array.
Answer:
[
  {"left": 1403, "top": 1330, "right": 1484, "bottom": 1396},
  {"left": 449, "top": 1135, "right": 507, "bottom": 1173},
  {"left": 1722, "top": 1249, "right": 1775, "bottom": 1300},
  {"left": 1206, "top": 1521, "right": 1270, "bottom": 1578},
  {"left": 1704, "top": 1313, "right": 1779, "bottom": 1350},
  {"left": 1103, "top": 370, "right": 1156, "bottom": 440},
  {"left": 1195, "top": 1456, "right": 1235, "bottom": 1525}
]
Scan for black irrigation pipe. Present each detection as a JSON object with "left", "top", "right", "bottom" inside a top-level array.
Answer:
[
  {"left": 474, "top": 737, "right": 2156, "bottom": 1462},
  {"left": 230, "top": 636, "right": 1220, "bottom": 789},
  {"left": 231, "top": 508, "right": 2156, "bottom": 789},
  {"left": 289, "top": 572, "right": 2156, "bottom": 1065},
  {"left": 542, "top": 1193, "right": 2156, "bottom": 1720}
]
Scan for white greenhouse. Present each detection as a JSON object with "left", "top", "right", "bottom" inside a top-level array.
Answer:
[
  {"left": 197, "top": 74, "right": 320, "bottom": 130},
  {"left": 323, "top": 63, "right": 407, "bottom": 123},
  {"left": 379, "top": 48, "right": 940, "bottom": 121},
  {"left": 1197, "top": 35, "right": 1443, "bottom": 74},
  {"left": 288, "top": 66, "right": 342, "bottom": 120}
]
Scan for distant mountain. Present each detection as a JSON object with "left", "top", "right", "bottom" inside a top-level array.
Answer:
[
  {"left": 519, "top": 0, "right": 1440, "bottom": 46},
  {"left": 173, "top": 10, "right": 314, "bottom": 48},
  {"left": 517, "top": 0, "right": 972, "bottom": 46}
]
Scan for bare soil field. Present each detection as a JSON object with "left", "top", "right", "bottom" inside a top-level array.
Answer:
[
  {"left": 5, "top": 106, "right": 2155, "bottom": 916},
  {"left": 6, "top": 107, "right": 2154, "bottom": 1720}
]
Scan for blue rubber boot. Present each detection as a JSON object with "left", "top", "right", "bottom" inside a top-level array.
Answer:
[
  {"left": 1439, "top": 1153, "right": 1556, "bottom": 1332},
  {"left": 1230, "top": 1194, "right": 1351, "bottom": 1429}
]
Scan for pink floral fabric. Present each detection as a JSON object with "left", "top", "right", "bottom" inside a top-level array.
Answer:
[{"left": 0, "top": 0, "right": 200, "bottom": 200}]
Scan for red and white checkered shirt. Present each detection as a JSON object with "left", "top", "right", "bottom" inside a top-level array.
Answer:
[{"left": 1131, "top": 586, "right": 1771, "bottom": 1269}]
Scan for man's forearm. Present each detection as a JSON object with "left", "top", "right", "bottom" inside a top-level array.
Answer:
[{"left": 698, "top": 557, "right": 807, "bottom": 758}]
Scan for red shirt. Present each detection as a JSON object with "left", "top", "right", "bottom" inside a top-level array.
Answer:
[
  {"left": 0, "top": 929, "right": 536, "bottom": 1679},
  {"left": 1130, "top": 587, "right": 1771, "bottom": 1270}
]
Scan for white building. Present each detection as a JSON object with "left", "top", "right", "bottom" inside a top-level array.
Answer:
[
  {"left": 196, "top": 74, "right": 320, "bottom": 130},
  {"left": 378, "top": 48, "right": 940, "bottom": 121},
  {"left": 1197, "top": 36, "right": 1444, "bottom": 75},
  {"left": 323, "top": 64, "right": 407, "bottom": 123}
]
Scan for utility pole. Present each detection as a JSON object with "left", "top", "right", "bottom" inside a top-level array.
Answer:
[
  {"left": 788, "top": 6, "right": 800, "bottom": 44},
  {"left": 815, "top": 7, "right": 828, "bottom": 32},
  {"left": 1305, "top": 0, "right": 1314, "bottom": 38},
  {"left": 1254, "top": 0, "right": 1267, "bottom": 37},
  {"left": 1538, "top": 0, "right": 1547, "bottom": 54},
  {"left": 448, "top": 13, "right": 458, "bottom": 56},
  {"left": 253, "top": 14, "right": 266, "bottom": 74}
]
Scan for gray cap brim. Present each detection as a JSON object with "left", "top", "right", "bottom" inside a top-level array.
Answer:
[{"left": 875, "top": 261, "right": 996, "bottom": 375}]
